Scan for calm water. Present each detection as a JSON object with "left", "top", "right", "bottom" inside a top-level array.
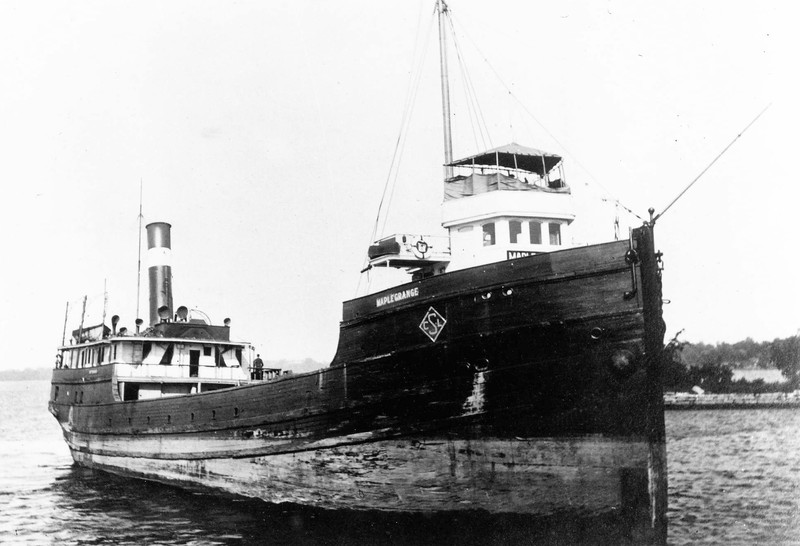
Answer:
[{"left": 1, "top": 381, "right": 798, "bottom": 545}]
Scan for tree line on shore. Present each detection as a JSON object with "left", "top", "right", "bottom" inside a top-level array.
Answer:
[{"left": 663, "top": 333, "right": 800, "bottom": 393}]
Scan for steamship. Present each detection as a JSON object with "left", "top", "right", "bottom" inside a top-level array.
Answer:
[{"left": 49, "top": 1, "right": 667, "bottom": 542}]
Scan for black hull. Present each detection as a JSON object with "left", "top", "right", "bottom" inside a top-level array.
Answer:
[{"left": 50, "top": 226, "right": 667, "bottom": 542}]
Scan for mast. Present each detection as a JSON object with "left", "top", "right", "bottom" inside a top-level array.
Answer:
[
  {"left": 437, "top": 0, "right": 454, "bottom": 180},
  {"left": 135, "top": 180, "right": 143, "bottom": 321},
  {"left": 61, "top": 301, "right": 69, "bottom": 345},
  {"left": 77, "top": 295, "right": 87, "bottom": 343},
  {"left": 101, "top": 278, "right": 108, "bottom": 330}
]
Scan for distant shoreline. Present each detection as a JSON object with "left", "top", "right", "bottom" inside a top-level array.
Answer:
[
  {"left": 664, "top": 392, "right": 800, "bottom": 410},
  {"left": 0, "top": 368, "right": 52, "bottom": 381}
]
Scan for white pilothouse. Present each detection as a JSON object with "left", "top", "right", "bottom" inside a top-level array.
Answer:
[{"left": 368, "top": 143, "right": 575, "bottom": 280}]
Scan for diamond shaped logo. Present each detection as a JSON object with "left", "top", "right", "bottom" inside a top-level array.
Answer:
[{"left": 419, "top": 306, "right": 447, "bottom": 342}]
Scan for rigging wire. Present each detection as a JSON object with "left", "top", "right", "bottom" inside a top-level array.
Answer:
[
  {"left": 64, "top": 291, "right": 109, "bottom": 331},
  {"left": 452, "top": 38, "right": 484, "bottom": 152},
  {"left": 446, "top": 14, "right": 492, "bottom": 152},
  {"left": 371, "top": 7, "right": 434, "bottom": 242},
  {"left": 358, "top": 5, "right": 436, "bottom": 295},
  {"left": 448, "top": 11, "right": 644, "bottom": 223},
  {"left": 652, "top": 103, "right": 772, "bottom": 224},
  {"left": 378, "top": 9, "right": 436, "bottom": 239}
]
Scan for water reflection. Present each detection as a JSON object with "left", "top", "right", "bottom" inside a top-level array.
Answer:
[{"left": 5, "top": 382, "right": 800, "bottom": 545}]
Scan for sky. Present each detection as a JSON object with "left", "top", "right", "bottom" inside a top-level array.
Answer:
[{"left": 0, "top": 0, "right": 797, "bottom": 372}]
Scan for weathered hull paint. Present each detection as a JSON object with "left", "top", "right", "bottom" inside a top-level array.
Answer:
[
  {"left": 50, "top": 227, "right": 667, "bottom": 542},
  {"left": 70, "top": 435, "right": 649, "bottom": 515}
]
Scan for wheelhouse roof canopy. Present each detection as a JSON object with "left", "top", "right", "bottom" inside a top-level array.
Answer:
[{"left": 447, "top": 143, "right": 562, "bottom": 176}]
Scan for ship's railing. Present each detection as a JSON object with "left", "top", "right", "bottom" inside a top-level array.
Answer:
[
  {"left": 247, "top": 366, "right": 286, "bottom": 381},
  {"left": 115, "top": 363, "right": 249, "bottom": 382},
  {"left": 367, "top": 233, "right": 451, "bottom": 271},
  {"left": 369, "top": 234, "right": 451, "bottom": 260}
]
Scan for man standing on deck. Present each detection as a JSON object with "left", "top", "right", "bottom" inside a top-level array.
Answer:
[{"left": 253, "top": 354, "right": 264, "bottom": 380}]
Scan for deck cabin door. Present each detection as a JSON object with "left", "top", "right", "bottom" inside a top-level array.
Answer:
[{"left": 189, "top": 350, "right": 200, "bottom": 378}]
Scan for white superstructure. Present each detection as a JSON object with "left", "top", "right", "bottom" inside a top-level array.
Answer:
[{"left": 367, "top": 143, "right": 575, "bottom": 277}]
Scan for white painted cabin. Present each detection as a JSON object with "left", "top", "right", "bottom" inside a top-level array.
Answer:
[
  {"left": 368, "top": 143, "right": 574, "bottom": 280},
  {"left": 56, "top": 316, "right": 277, "bottom": 403}
]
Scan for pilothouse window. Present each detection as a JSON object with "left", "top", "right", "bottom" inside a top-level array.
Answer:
[
  {"left": 509, "top": 221, "right": 522, "bottom": 244},
  {"left": 529, "top": 221, "right": 542, "bottom": 245},
  {"left": 482, "top": 223, "right": 495, "bottom": 246},
  {"left": 549, "top": 223, "right": 562, "bottom": 246}
]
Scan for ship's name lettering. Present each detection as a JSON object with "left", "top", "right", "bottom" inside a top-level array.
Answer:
[
  {"left": 507, "top": 250, "right": 536, "bottom": 259},
  {"left": 376, "top": 287, "right": 419, "bottom": 308}
]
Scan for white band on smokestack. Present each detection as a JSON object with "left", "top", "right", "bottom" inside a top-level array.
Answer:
[
  {"left": 146, "top": 222, "right": 173, "bottom": 326},
  {"left": 147, "top": 246, "right": 172, "bottom": 267}
]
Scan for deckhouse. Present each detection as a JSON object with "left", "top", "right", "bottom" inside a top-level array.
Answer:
[
  {"left": 367, "top": 143, "right": 574, "bottom": 279},
  {"left": 53, "top": 222, "right": 268, "bottom": 407}
]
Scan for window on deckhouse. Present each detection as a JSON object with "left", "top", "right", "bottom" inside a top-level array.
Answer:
[
  {"left": 529, "top": 221, "right": 542, "bottom": 244},
  {"left": 160, "top": 343, "right": 174, "bottom": 365},
  {"left": 482, "top": 223, "right": 495, "bottom": 246},
  {"left": 509, "top": 221, "right": 522, "bottom": 244},
  {"left": 549, "top": 223, "right": 561, "bottom": 245}
]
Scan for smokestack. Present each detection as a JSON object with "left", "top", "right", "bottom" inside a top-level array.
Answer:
[{"left": 146, "top": 222, "right": 173, "bottom": 326}]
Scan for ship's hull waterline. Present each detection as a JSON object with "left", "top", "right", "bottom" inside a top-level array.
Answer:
[
  {"left": 51, "top": 227, "right": 666, "bottom": 539},
  {"left": 68, "top": 435, "right": 650, "bottom": 515}
]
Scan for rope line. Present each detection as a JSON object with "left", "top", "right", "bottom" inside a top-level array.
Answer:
[
  {"left": 447, "top": 14, "right": 491, "bottom": 152},
  {"left": 653, "top": 103, "right": 772, "bottom": 224},
  {"left": 369, "top": 9, "right": 434, "bottom": 243},
  {"left": 358, "top": 6, "right": 436, "bottom": 295},
  {"left": 448, "top": 11, "right": 643, "bottom": 223}
]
